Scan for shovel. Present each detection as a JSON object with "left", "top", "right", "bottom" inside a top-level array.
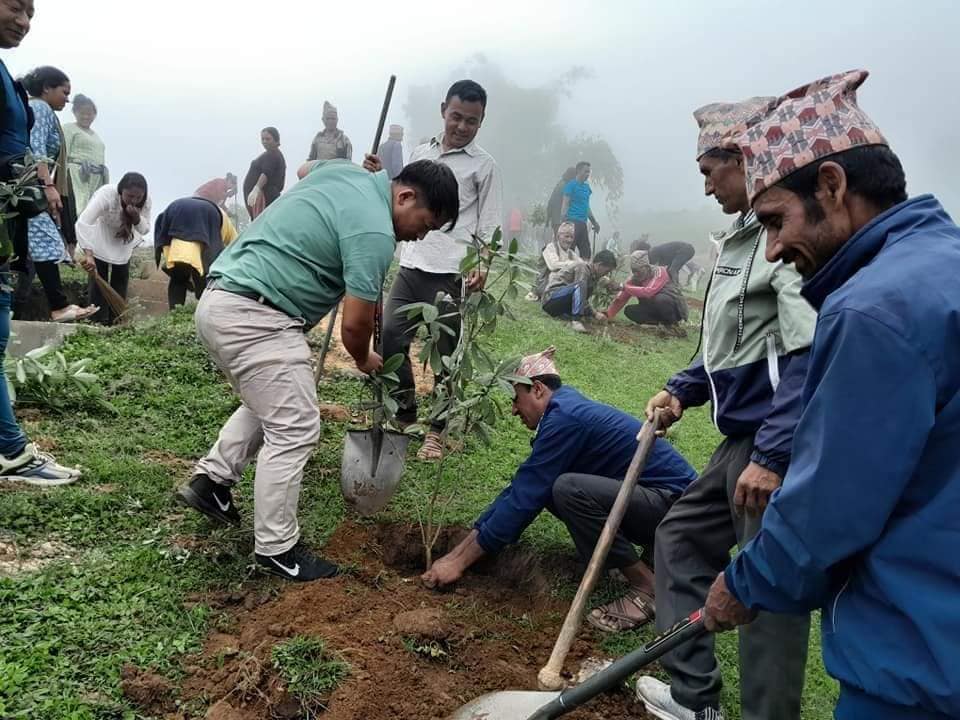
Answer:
[
  {"left": 340, "top": 295, "right": 411, "bottom": 514},
  {"left": 447, "top": 608, "right": 706, "bottom": 720},
  {"left": 538, "top": 410, "right": 663, "bottom": 691},
  {"left": 339, "top": 75, "right": 411, "bottom": 516}
]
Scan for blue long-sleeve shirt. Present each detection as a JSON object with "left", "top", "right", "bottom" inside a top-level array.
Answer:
[
  {"left": 474, "top": 385, "right": 697, "bottom": 554},
  {"left": 726, "top": 195, "right": 960, "bottom": 719}
]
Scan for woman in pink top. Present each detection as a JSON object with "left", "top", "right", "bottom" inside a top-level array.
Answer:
[{"left": 606, "top": 251, "right": 688, "bottom": 331}]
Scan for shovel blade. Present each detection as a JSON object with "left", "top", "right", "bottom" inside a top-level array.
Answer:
[
  {"left": 340, "top": 428, "right": 411, "bottom": 515},
  {"left": 446, "top": 690, "right": 560, "bottom": 720}
]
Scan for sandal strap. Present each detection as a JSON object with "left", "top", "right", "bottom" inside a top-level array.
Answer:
[{"left": 589, "top": 590, "right": 655, "bottom": 631}]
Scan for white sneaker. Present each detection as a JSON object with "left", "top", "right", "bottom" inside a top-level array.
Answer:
[
  {"left": 524, "top": 291, "right": 539, "bottom": 301},
  {"left": 570, "top": 320, "right": 588, "bottom": 333},
  {"left": 0, "top": 443, "right": 82, "bottom": 486},
  {"left": 635, "top": 677, "right": 725, "bottom": 720}
]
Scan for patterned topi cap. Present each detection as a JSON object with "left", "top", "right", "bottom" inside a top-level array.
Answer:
[
  {"left": 694, "top": 96, "right": 776, "bottom": 160},
  {"left": 630, "top": 251, "right": 652, "bottom": 273},
  {"left": 732, "top": 69, "right": 888, "bottom": 204},
  {"left": 516, "top": 346, "right": 559, "bottom": 380}
]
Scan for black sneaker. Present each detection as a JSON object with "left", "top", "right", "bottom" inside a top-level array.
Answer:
[
  {"left": 176, "top": 473, "right": 240, "bottom": 526},
  {"left": 255, "top": 541, "right": 339, "bottom": 582}
]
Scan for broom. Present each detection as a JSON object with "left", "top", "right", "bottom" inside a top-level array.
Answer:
[{"left": 85, "top": 266, "right": 128, "bottom": 324}]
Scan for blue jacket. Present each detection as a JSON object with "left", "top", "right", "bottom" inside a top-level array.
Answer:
[
  {"left": 725, "top": 196, "right": 960, "bottom": 719},
  {"left": 474, "top": 385, "right": 697, "bottom": 554}
]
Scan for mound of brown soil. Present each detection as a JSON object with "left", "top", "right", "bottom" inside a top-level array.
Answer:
[
  {"left": 393, "top": 607, "right": 454, "bottom": 642},
  {"left": 120, "top": 664, "right": 176, "bottom": 713},
  {"left": 150, "top": 521, "right": 646, "bottom": 720}
]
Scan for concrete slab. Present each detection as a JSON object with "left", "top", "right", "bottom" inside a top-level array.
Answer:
[{"left": 8, "top": 320, "right": 93, "bottom": 357}]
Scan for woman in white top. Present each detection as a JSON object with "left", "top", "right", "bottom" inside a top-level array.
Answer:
[{"left": 75, "top": 173, "right": 151, "bottom": 325}]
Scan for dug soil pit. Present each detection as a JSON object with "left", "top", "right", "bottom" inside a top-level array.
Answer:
[{"left": 151, "top": 521, "right": 648, "bottom": 720}]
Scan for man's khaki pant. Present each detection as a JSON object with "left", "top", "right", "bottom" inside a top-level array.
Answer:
[{"left": 194, "top": 289, "right": 321, "bottom": 556}]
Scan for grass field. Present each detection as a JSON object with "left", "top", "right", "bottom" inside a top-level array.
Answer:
[{"left": 0, "top": 298, "right": 838, "bottom": 718}]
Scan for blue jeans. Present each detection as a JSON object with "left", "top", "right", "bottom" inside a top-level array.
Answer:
[{"left": 0, "top": 286, "right": 27, "bottom": 458}]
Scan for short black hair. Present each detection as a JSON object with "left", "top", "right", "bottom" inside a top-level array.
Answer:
[
  {"left": 117, "top": 172, "right": 148, "bottom": 208},
  {"left": 72, "top": 94, "right": 96, "bottom": 112},
  {"left": 20, "top": 66, "right": 69, "bottom": 98},
  {"left": 594, "top": 249, "right": 617, "bottom": 267},
  {"left": 576, "top": 161, "right": 591, "bottom": 172},
  {"left": 262, "top": 126, "right": 280, "bottom": 143},
  {"left": 531, "top": 374, "right": 562, "bottom": 391},
  {"left": 700, "top": 147, "right": 740, "bottom": 163},
  {"left": 777, "top": 144, "right": 907, "bottom": 221},
  {"left": 395, "top": 160, "right": 460, "bottom": 231},
  {"left": 561, "top": 166, "right": 577, "bottom": 182},
  {"left": 445, "top": 79, "right": 487, "bottom": 109}
]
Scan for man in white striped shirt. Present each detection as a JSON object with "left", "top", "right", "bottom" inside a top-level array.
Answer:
[{"left": 365, "top": 79, "right": 504, "bottom": 461}]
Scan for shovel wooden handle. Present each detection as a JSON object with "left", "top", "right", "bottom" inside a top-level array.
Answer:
[{"left": 537, "top": 410, "right": 663, "bottom": 691}]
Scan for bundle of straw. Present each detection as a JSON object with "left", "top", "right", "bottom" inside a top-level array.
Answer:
[{"left": 85, "top": 266, "right": 128, "bottom": 323}]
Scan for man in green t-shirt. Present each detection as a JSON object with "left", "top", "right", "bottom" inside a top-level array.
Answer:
[{"left": 176, "top": 159, "right": 459, "bottom": 582}]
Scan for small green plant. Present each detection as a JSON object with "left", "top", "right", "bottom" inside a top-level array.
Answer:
[
  {"left": 400, "top": 637, "right": 449, "bottom": 662},
  {"left": 4, "top": 343, "right": 106, "bottom": 411},
  {"left": 271, "top": 635, "right": 350, "bottom": 718},
  {"left": 0, "top": 154, "right": 47, "bottom": 260},
  {"left": 397, "top": 227, "right": 532, "bottom": 568}
]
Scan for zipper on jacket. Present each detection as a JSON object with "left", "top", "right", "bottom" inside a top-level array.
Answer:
[
  {"left": 830, "top": 578, "right": 850, "bottom": 634},
  {"left": 765, "top": 333, "right": 781, "bottom": 392},
  {"left": 701, "top": 231, "right": 722, "bottom": 429}
]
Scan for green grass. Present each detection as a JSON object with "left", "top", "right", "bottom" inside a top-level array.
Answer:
[
  {"left": 271, "top": 636, "right": 350, "bottom": 718},
  {"left": 0, "top": 302, "right": 837, "bottom": 718}
]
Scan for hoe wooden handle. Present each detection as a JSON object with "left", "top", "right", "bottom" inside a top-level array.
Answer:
[{"left": 538, "top": 410, "right": 663, "bottom": 691}]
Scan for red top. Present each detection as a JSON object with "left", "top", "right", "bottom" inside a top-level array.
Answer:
[{"left": 606, "top": 266, "right": 670, "bottom": 318}]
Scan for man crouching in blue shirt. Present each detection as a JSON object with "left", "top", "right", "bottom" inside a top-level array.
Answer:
[{"left": 421, "top": 346, "right": 697, "bottom": 622}]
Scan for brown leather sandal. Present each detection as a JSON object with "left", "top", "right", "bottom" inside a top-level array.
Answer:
[{"left": 587, "top": 589, "right": 656, "bottom": 633}]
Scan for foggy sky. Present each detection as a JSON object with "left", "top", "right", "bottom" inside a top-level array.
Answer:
[{"left": 7, "top": 0, "right": 960, "bottom": 232}]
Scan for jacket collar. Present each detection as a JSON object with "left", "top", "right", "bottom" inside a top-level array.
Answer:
[{"left": 801, "top": 194, "right": 941, "bottom": 310}]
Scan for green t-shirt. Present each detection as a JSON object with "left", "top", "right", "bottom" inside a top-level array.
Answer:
[{"left": 210, "top": 160, "right": 395, "bottom": 326}]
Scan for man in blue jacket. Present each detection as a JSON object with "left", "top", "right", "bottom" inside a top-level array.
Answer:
[
  {"left": 704, "top": 69, "right": 960, "bottom": 720},
  {"left": 421, "top": 346, "right": 696, "bottom": 590}
]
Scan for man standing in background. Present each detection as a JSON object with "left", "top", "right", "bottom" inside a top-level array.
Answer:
[
  {"left": 364, "top": 79, "right": 503, "bottom": 462},
  {"left": 378, "top": 124, "right": 405, "bottom": 179},
  {"left": 547, "top": 167, "right": 576, "bottom": 233},
  {"left": 307, "top": 101, "right": 353, "bottom": 162},
  {"left": 561, "top": 161, "right": 600, "bottom": 259}
]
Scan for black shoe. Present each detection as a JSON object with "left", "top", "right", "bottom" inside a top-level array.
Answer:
[
  {"left": 255, "top": 541, "right": 339, "bottom": 582},
  {"left": 176, "top": 473, "right": 240, "bottom": 526}
]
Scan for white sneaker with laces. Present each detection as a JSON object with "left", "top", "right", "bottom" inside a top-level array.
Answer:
[
  {"left": 570, "top": 320, "right": 588, "bottom": 333},
  {"left": 635, "top": 677, "right": 725, "bottom": 720},
  {"left": 0, "top": 443, "right": 81, "bottom": 486}
]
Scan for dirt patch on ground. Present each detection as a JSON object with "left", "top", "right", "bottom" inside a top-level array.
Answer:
[
  {"left": 120, "top": 664, "right": 177, "bottom": 713},
  {"left": 143, "top": 450, "right": 195, "bottom": 478},
  {"left": 604, "top": 321, "right": 690, "bottom": 345},
  {"left": 310, "top": 312, "right": 434, "bottom": 396},
  {"left": 146, "top": 521, "right": 644, "bottom": 720},
  {"left": 0, "top": 538, "right": 76, "bottom": 577}
]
